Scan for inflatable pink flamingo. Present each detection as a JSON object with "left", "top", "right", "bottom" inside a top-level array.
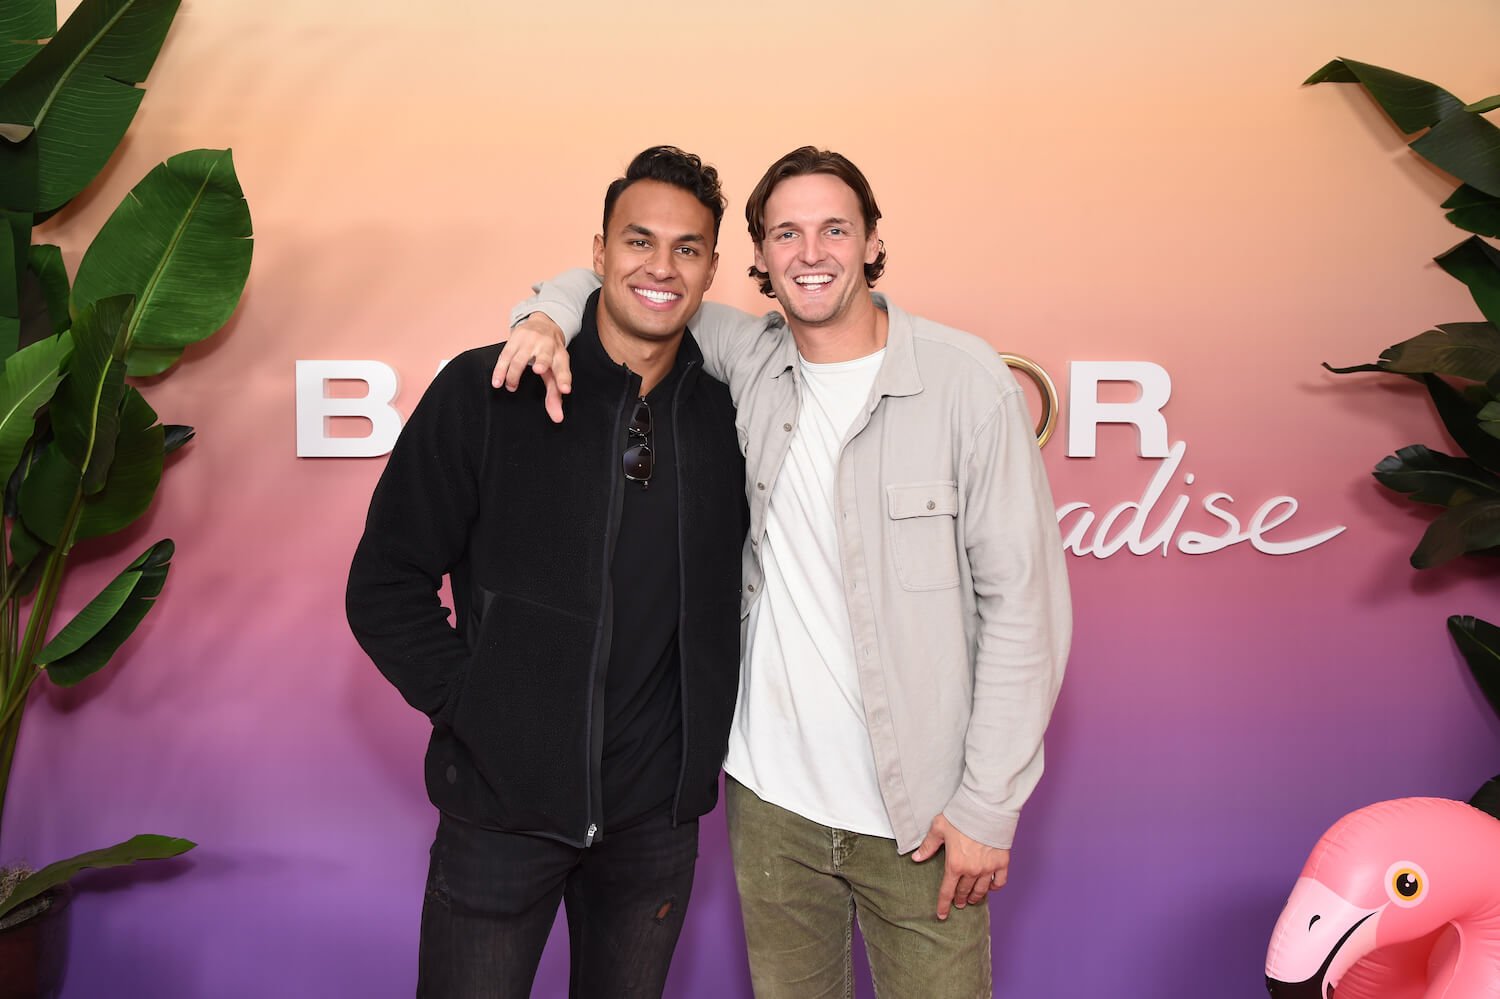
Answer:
[{"left": 1265, "top": 796, "right": 1500, "bottom": 998}]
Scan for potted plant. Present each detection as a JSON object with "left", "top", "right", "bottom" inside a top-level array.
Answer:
[
  {"left": 0, "top": 0, "right": 252, "bottom": 991},
  {"left": 1312, "top": 59, "right": 1500, "bottom": 757}
]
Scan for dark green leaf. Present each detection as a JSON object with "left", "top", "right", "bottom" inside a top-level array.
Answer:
[
  {"left": 75, "top": 385, "right": 161, "bottom": 540},
  {"left": 1304, "top": 58, "right": 1465, "bottom": 133},
  {"left": 1374, "top": 444, "right": 1500, "bottom": 506},
  {"left": 1436, "top": 238, "right": 1500, "bottom": 331},
  {"left": 0, "top": 209, "right": 28, "bottom": 360},
  {"left": 50, "top": 295, "right": 132, "bottom": 494},
  {"left": 0, "top": 0, "right": 181, "bottom": 212},
  {"left": 0, "top": 1, "right": 55, "bottom": 42},
  {"left": 25, "top": 244, "right": 67, "bottom": 336},
  {"left": 1448, "top": 615, "right": 1500, "bottom": 720},
  {"left": 0, "top": 330, "right": 67, "bottom": 488},
  {"left": 1424, "top": 373, "right": 1500, "bottom": 474},
  {"left": 1467, "top": 96, "right": 1500, "bottom": 114},
  {"left": 0, "top": 1, "right": 54, "bottom": 86},
  {"left": 1443, "top": 185, "right": 1500, "bottom": 238},
  {"left": 74, "top": 149, "right": 251, "bottom": 376},
  {"left": 1412, "top": 108, "right": 1500, "bottom": 200},
  {"left": 16, "top": 441, "right": 77, "bottom": 547},
  {"left": 1410, "top": 496, "right": 1500, "bottom": 567},
  {"left": 39, "top": 538, "right": 171, "bottom": 684},
  {"left": 0, "top": 834, "right": 193, "bottom": 919},
  {"left": 162, "top": 424, "right": 192, "bottom": 454}
]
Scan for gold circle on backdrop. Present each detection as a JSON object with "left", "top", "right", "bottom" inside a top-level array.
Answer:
[{"left": 999, "top": 353, "right": 1058, "bottom": 447}]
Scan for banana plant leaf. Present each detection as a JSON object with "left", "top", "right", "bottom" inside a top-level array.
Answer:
[
  {"left": 1448, "top": 615, "right": 1500, "bottom": 720},
  {"left": 0, "top": 209, "right": 30, "bottom": 359},
  {"left": 1326, "top": 323, "right": 1500, "bottom": 383},
  {"left": 1423, "top": 373, "right": 1500, "bottom": 475},
  {"left": 1436, "top": 238, "right": 1500, "bottom": 331},
  {"left": 0, "top": 834, "right": 193, "bottom": 920},
  {"left": 162, "top": 424, "right": 193, "bottom": 454},
  {"left": 1410, "top": 496, "right": 1500, "bottom": 568},
  {"left": 0, "top": 1, "right": 54, "bottom": 86},
  {"left": 72, "top": 148, "right": 252, "bottom": 377},
  {"left": 18, "top": 386, "right": 161, "bottom": 549},
  {"left": 1374, "top": 444, "right": 1500, "bottom": 507},
  {"left": 1305, "top": 58, "right": 1464, "bottom": 132},
  {"left": 0, "top": 330, "right": 67, "bottom": 489},
  {"left": 1442, "top": 185, "right": 1500, "bottom": 238},
  {"left": 51, "top": 295, "right": 132, "bottom": 494},
  {"left": 0, "top": 0, "right": 180, "bottom": 212},
  {"left": 1307, "top": 58, "right": 1500, "bottom": 199},
  {"left": 25, "top": 244, "right": 67, "bottom": 337},
  {"left": 37, "top": 539, "right": 171, "bottom": 685},
  {"left": 1468, "top": 96, "right": 1500, "bottom": 115}
]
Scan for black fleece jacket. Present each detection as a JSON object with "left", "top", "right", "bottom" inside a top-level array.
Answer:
[{"left": 346, "top": 305, "right": 744, "bottom": 847}]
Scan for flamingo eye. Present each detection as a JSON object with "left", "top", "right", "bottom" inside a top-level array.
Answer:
[{"left": 1385, "top": 862, "right": 1427, "bottom": 907}]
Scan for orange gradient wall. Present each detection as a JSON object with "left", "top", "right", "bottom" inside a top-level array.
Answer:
[{"left": 13, "top": 2, "right": 1500, "bottom": 996}]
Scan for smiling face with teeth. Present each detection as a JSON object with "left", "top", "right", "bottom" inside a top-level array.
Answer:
[
  {"left": 753, "top": 172, "right": 882, "bottom": 337},
  {"left": 593, "top": 178, "right": 719, "bottom": 358}
]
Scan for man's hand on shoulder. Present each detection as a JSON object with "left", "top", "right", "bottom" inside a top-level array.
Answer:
[
  {"left": 911, "top": 812, "right": 1010, "bottom": 920},
  {"left": 493, "top": 314, "right": 572, "bottom": 423}
]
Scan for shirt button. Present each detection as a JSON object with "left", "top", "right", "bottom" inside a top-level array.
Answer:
[
  {"left": 757, "top": 482, "right": 766, "bottom": 491},
  {"left": 747, "top": 583, "right": 756, "bottom": 593},
  {"left": 926, "top": 500, "right": 936, "bottom": 510},
  {"left": 783, "top": 423, "right": 792, "bottom": 432}
]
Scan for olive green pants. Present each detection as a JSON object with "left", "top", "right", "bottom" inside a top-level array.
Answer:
[{"left": 726, "top": 777, "right": 992, "bottom": 999}]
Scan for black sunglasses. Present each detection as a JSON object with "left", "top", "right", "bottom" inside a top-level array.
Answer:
[{"left": 624, "top": 398, "right": 652, "bottom": 489}]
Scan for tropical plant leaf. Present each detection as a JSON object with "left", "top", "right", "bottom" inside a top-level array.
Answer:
[
  {"left": 0, "top": 0, "right": 180, "bottom": 212},
  {"left": 1412, "top": 109, "right": 1500, "bottom": 200},
  {"left": 1448, "top": 615, "right": 1500, "bottom": 721},
  {"left": 1443, "top": 184, "right": 1500, "bottom": 238},
  {"left": 16, "top": 385, "right": 161, "bottom": 549},
  {"left": 1344, "top": 323, "right": 1500, "bottom": 382},
  {"left": 1374, "top": 444, "right": 1500, "bottom": 506},
  {"left": 0, "top": 209, "right": 29, "bottom": 360},
  {"left": 38, "top": 539, "right": 171, "bottom": 684},
  {"left": 15, "top": 440, "right": 77, "bottom": 547},
  {"left": 73, "top": 149, "right": 252, "bottom": 376},
  {"left": 75, "top": 385, "right": 161, "bottom": 540},
  {"left": 0, "top": 834, "right": 193, "bottom": 920},
  {"left": 1436, "top": 238, "right": 1500, "bottom": 331},
  {"left": 25, "top": 243, "right": 66, "bottom": 336},
  {"left": 0, "top": 1, "right": 54, "bottom": 86},
  {"left": 1323, "top": 361, "right": 1386, "bottom": 375},
  {"left": 50, "top": 295, "right": 132, "bottom": 494},
  {"left": 1305, "top": 58, "right": 1465, "bottom": 133},
  {"left": 162, "top": 424, "right": 192, "bottom": 454},
  {"left": 1424, "top": 373, "right": 1500, "bottom": 474},
  {"left": 1468, "top": 96, "right": 1500, "bottom": 115},
  {"left": 0, "top": 330, "right": 67, "bottom": 488},
  {"left": 1410, "top": 496, "right": 1500, "bottom": 567}
]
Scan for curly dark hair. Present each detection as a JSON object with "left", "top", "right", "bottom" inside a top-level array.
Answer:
[
  {"left": 602, "top": 146, "right": 726, "bottom": 246},
  {"left": 744, "top": 146, "right": 887, "bottom": 298}
]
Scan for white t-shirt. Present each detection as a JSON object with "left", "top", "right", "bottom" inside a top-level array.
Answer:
[{"left": 722, "top": 348, "right": 894, "bottom": 837}]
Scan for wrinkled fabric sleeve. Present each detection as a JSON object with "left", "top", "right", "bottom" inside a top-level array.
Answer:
[
  {"left": 345, "top": 352, "right": 487, "bottom": 720},
  {"left": 508, "top": 268, "right": 769, "bottom": 389},
  {"left": 943, "top": 382, "right": 1072, "bottom": 849}
]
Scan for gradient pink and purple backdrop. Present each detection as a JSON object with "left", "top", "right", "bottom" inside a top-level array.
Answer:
[{"left": 10, "top": 1, "right": 1500, "bottom": 995}]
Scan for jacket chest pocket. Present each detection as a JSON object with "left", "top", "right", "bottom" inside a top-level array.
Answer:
[{"left": 885, "top": 482, "right": 961, "bottom": 591}]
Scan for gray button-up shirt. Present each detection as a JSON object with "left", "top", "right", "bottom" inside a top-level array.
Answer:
[{"left": 514, "top": 271, "right": 1072, "bottom": 852}]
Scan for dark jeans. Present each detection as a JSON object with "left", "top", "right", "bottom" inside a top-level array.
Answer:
[{"left": 416, "top": 811, "right": 699, "bottom": 999}]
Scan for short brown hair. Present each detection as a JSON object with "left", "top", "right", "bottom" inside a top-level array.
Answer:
[{"left": 744, "top": 146, "right": 887, "bottom": 298}]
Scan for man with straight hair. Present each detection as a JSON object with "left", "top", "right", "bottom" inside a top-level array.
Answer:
[
  {"left": 493, "top": 146, "right": 1071, "bottom": 997},
  {"left": 346, "top": 145, "right": 745, "bottom": 998}
]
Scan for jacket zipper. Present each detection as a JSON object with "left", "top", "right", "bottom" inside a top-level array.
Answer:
[
  {"left": 669, "top": 360, "right": 697, "bottom": 823},
  {"left": 583, "top": 368, "right": 636, "bottom": 846}
]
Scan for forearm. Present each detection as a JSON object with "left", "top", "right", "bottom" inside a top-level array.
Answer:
[{"left": 946, "top": 388, "right": 1073, "bottom": 848}]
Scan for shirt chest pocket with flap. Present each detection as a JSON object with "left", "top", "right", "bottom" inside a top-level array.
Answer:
[{"left": 885, "top": 481, "right": 961, "bottom": 591}]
